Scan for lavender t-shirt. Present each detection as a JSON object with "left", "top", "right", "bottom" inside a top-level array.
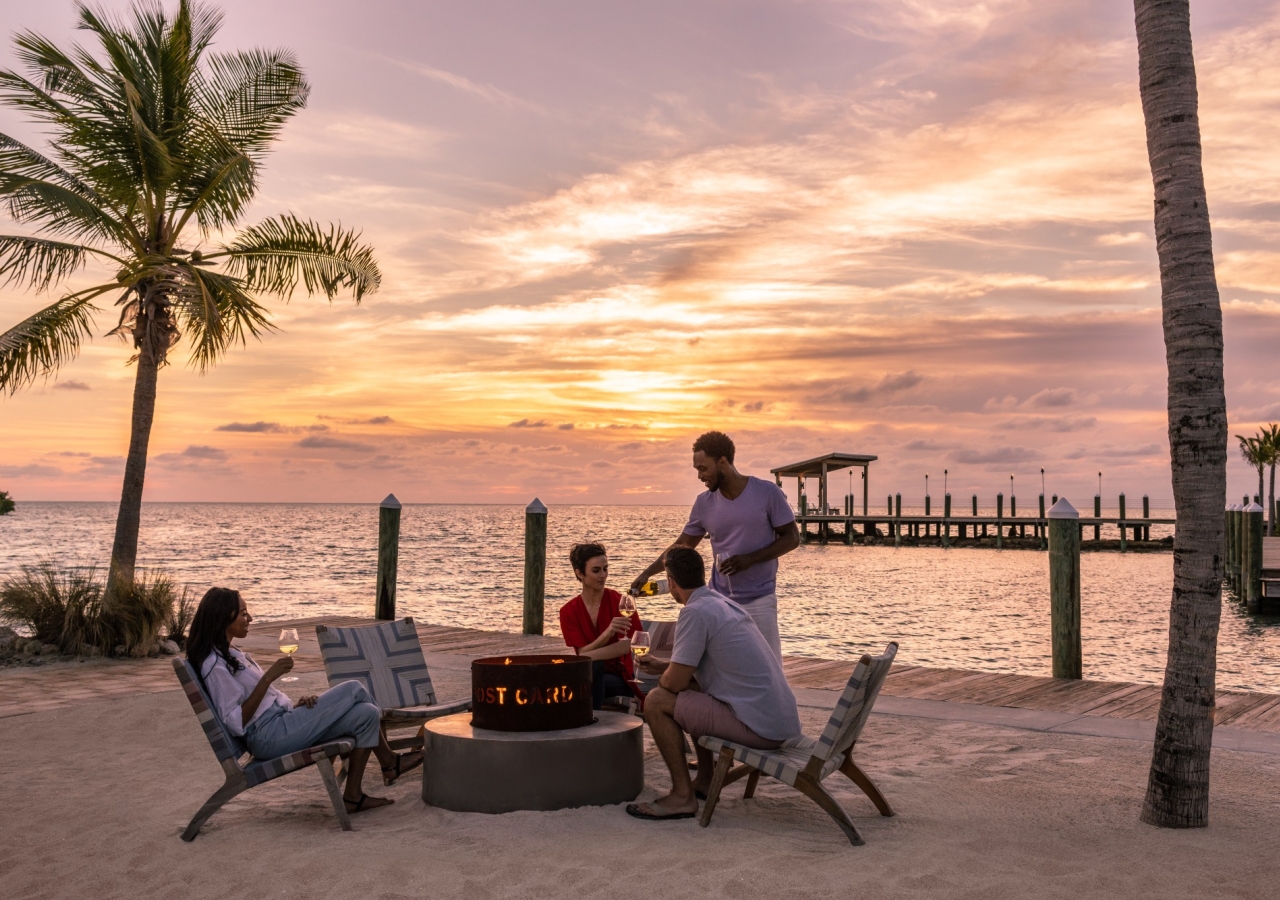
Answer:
[{"left": 682, "top": 476, "right": 796, "bottom": 603}]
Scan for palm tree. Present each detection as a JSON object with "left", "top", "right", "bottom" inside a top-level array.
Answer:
[
  {"left": 0, "top": 1, "right": 379, "bottom": 599},
  {"left": 1237, "top": 434, "right": 1265, "bottom": 508},
  {"left": 1259, "top": 424, "right": 1279, "bottom": 536},
  {"left": 1133, "top": 0, "right": 1228, "bottom": 828}
]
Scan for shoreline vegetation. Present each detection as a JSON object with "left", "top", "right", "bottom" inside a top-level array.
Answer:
[{"left": 0, "top": 562, "right": 191, "bottom": 667}]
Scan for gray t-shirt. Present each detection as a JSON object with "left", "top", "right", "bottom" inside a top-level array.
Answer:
[
  {"left": 670, "top": 586, "right": 802, "bottom": 741},
  {"left": 683, "top": 476, "right": 796, "bottom": 603}
]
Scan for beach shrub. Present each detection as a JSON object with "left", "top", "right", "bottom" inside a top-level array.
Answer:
[
  {"left": 165, "top": 585, "right": 195, "bottom": 649},
  {"left": 0, "top": 563, "right": 179, "bottom": 657},
  {"left": 0, "top": 490, "right": 14, "bottom": 514}
]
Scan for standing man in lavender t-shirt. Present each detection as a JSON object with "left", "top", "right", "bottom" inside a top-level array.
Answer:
[{"left": 631, "top": 431, "right": 799, "bottom": 660}]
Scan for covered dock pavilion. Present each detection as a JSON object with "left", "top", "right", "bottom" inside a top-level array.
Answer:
[{"left": 771, "top": 452, "right": 878, "bottom": 516}]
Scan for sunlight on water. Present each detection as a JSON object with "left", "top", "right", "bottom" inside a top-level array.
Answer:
[{"left": 3, "top": 502, "right": 1278, "bottom": 691}]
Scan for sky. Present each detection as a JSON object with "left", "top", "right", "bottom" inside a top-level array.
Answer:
[{"left": 2, "top": 0, "right": 1280, "bottom": 507}]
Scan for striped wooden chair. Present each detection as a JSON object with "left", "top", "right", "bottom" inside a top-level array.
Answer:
[
  {"left": 697, "top": 642, "right": 898, "bottom": 847},
  {"left": 172, "top": 658, "right": 353, "bottom": 841},
  {"left": 315, "top": 617, "right": 471, "bottom": 751}
]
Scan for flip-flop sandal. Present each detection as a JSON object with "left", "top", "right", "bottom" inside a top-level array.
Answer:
[
  {"left": 381, "top": 751, "right": 424, "bottom": 786},
  {"left": 625, "top": 802, "right": 696, "bottom": 821},
  {"left": 345, "top": 793, "right": 394, "bottom": 814}
]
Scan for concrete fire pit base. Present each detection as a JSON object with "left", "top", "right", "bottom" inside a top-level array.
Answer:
[{"left": 422, "top": 711, "right": 645, "bottom": 814}]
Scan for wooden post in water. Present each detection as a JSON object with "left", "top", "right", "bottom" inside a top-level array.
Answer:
[
  {"left": 1118, "top": 493, "right": 1127, "bottom": 552},
  {"left": 894, "top": 493, "right": 902, "bottom": 546},
  {"left": 1246, "top": 501, "right": 1264, "bottom": 612},
  {"left": 943, "top": 492, "right": 952, "bottom": 547},
  {"left": 1231, "top": 503, "right": 1243, "bottom": 593},
  {"left": 523, "top": 498, "right": 547, "bottom": 635},
  {"left": 1048, "top": 498, "right": 1082, "bottom": 679},
  {"left": 375, "top": 493, "right": 402, "bottom": 620},
  {"left": 1038, "top": 494, "right": 1047, "bottom": 549},
  {"left": 1093, "top": 495, "right": 1101, "bottom": 541},
  {"left": 1224, "top": 504, "right": 1234, "bottom": 593},
  {"left": 996, "top": 492, "right": 1004, "bottom": 549},
  {"left": 1142, "top": 494, "right": 1150, "bottom": 541}
]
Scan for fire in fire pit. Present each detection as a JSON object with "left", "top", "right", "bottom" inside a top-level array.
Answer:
[{"left": 471, "top": 654, "right": 594, "bottom": 731}]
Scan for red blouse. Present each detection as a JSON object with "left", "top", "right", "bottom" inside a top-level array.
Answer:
[{"left": 559, "top": 588, "right": 643, "bottom": 681}]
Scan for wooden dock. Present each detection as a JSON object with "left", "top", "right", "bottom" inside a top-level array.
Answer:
[
  {"left": 794, "top": 513, "right": 1175, "bottom": 547},
  {"left": 2, "top": 618, "right": 1276, "bottom": 734}
]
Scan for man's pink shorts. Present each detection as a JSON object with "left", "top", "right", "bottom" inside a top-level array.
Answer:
[{"left": 673, "top": 691, "right": 782, "bottom": 750}]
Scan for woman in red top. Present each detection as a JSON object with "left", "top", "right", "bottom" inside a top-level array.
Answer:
[{"left": 559, "top": 542, "right": 643, "bottom": 709}]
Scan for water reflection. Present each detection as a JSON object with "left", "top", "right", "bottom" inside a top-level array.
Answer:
[{"left": 2, "top": 502, "right": 1276, "bottom": 691}]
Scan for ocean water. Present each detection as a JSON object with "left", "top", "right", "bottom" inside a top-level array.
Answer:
[{"left": 3, "top": 502, "right": 1277, "bottom": 691}]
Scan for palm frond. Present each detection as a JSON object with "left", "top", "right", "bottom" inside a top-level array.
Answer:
[
  {"left": 199, "top": 49, "right": 309, "bottom": 157},
  {"left": 215, "top": 214, "right": 380, "bottom": 302},
  {"left": 0, "top": 234, "right": 112, "bottom": 291},
  {"left": 0, "top": 286, "right": 110, "bottom": 393},
  {"left": 167, "top": 265, "right": 273, "bottom": 369}
]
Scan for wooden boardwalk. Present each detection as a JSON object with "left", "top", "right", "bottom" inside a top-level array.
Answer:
[{"left": 2, "top": 617, "right": 1277, "bottom": 734}]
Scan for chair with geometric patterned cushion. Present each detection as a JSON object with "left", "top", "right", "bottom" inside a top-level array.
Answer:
[
  {"left": 696, "top": 641, "right": 898, "bottom": 847},
  {"left": 172, "top": 658, "right": 354, "bottom": 841},
  {"left": 315, "top": 618, "right": 471, "bottom": 751}
]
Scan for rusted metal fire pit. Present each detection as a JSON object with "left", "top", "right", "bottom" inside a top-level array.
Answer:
[
  {"left": 470, "top": 654, "right": 593, "bottom": 732},
  {"left": 422, "top": 653, "right": 644, "bottom": 814}
]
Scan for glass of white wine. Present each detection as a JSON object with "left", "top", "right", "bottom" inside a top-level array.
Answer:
[
  {"left": 630, "top": 631, "right": 651, "bottom": 670},
  {"left": 278, "top": 628, "right": 300, "bottom": 682},
  {"left": 618, "top": 593, "right": 637, "bottom": 629}
]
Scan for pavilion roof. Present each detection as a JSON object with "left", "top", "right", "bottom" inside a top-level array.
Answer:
[{"left": 770, "top": 452, "right": 878, "bottom": 478}]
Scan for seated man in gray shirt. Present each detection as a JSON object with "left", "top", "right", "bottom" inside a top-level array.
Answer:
[{"left": 628, "top": 547, "right": 803, "bottom": 820}]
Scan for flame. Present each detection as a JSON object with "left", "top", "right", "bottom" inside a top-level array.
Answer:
[
  {"left": 504, "top": 658, "right": 512, "bottom": 665},
  {"left": 552, "top": 658, "right": 564, "bottom": 664}
]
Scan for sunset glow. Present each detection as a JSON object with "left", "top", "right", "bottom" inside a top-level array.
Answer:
[{"left": 2, "top": 0, "right": 1279, "bottom": 505}]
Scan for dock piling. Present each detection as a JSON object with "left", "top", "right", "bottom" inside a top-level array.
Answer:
[
  {"left": 943, "top": 492, "right": 952, "bottom": 547},
  {"left": 1246, "top": 502, "right": 1264, "bottom": 611},
  {"left": 1048, "top": 498, "right": 1082, "bottom": 679},
  {"left": 894, "top": 493, "right": 902, "bottom": 546},
  {"left": 996, "top": 492, "right": 1004, "bottom": 549},
  {"left": 1119, "top": 493, "right": 1127, "bottom": 552},
  {"left": 375, "top": 493, "right": 402, "bottom": 620},
  {"left": 523, "top": 498, "right": 547, "bottom": 635},
  {"left": 1038, "top": 494, "right": 1047, "bottom": 548}
]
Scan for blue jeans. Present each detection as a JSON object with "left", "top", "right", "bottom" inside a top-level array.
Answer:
[
  {"left": 244, "top": 680, "right": 381, "bottom": 758},
  {"left": 591, "top": 659, "right": 630, "bottom": 710}
]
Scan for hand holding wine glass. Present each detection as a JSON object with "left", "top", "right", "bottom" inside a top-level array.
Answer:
[
  {"left": 630, "top": 630, "right": 651, "bottom": 668},
  {"left": 278, "top": 628, "right": 300, "bottom": 682}
]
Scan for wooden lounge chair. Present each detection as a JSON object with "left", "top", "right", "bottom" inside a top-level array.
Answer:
[
  {"left": 172, "top": 658, "right": 353, "bottom": 841},
  {"left": 315, "top": 617, "right": 471, "bottom": 751},
  {"left": 697, "top": 641, "right": 898, "bottom": 846}
]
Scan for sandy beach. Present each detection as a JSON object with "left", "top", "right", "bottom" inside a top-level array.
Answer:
[{"left": 2, "top": 658, "right": 1276, "bottom": 900}]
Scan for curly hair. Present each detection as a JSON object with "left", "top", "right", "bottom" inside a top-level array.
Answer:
[{"left": 692, "top": 430, "right": 735, "bottom": 464}]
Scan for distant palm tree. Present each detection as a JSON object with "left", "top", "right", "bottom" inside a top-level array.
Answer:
[
  {"left": 1237, "top": 434, "right": 1265, "bottom": 508},
  {"left": 1259, "top": 424, "right": 1279, "bottom": 536},
  {"left": 0, "top": 1, "right": 380, "bottom": 599},
  {"left": 1133, "top": 0, "right": 1227, "bottom": 828}
]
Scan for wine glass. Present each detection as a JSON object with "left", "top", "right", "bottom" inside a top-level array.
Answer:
[
  {"left": 617, "top": 593, "right": 637, "bottom": 633},
  {"left": 278, "top": 628, "right": 300, "bottom": 682},
  {"left": 630, "top": 631, "right": 651, "bottom": 669}
]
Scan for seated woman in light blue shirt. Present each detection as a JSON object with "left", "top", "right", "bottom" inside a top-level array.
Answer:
[{"left": 186, "top": 587, "right": 418, "bottom": 814}]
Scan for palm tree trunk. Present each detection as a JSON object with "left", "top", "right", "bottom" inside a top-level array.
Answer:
[
  {"left": 1134, "top": 0, "right": 1227, "bottom": 829},
  {"left": 105, "top": 340, "right": 160, "bottom": 600},
  {"left": 1257, "top": 467, "right": 1264, "bottom": 507}
]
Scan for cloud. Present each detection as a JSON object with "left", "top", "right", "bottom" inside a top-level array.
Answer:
[
  {"left": 508, "top": 419, "right": 549, "bottom": 428},
  {"left": 52, "top": 380, "right": 91, "bottom": 391},
  {"left": 949, "top": 446, "right": 1038, "bottom": 465},
  {"left": 296, "top": 436, "right": 376, "bottom": 453},
  {"left": 0, "top": 463, "right": 64, "bottom": 477},
  {"left": 216, "top": 422, "right": 330, "bottom": 434},
  {"left": 824, "top": 371, "right": 925, "bottom": 404},
  {"left": 998, "top": 415, "right": 1097, "bottom": 432},
  {"left": 558, "top": 423, "right": 575, "bottom": 430},
  {"left": 903, "top": 439, "right": 946, "bottom": 451},
  {"left": 179, "top": 445, "right": 228, "bottom": 461},
  {"left": 1027, "top": 388, "right": 1077, "bottom": 408}
]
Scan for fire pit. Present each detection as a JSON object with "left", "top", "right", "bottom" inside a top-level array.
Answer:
[
  {"left": 422, "top": 652, "right": 644, "bottom": 814},
  {"left": 471, "top": 654, "right": 593, "bottom": 732}
]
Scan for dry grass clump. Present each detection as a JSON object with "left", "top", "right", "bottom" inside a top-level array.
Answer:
[{"left": 0, "top": 562, "right": 189, "bottom": 657}]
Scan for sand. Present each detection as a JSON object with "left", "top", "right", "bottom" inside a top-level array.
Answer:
[{"left": 1, "top": 663, "right": 1276, "bottom": 900}]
